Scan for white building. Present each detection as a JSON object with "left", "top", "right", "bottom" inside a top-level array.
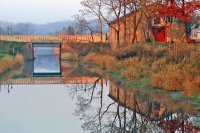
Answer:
[{"left": 191, "top": 25, "right": 200, "bottom": 42}]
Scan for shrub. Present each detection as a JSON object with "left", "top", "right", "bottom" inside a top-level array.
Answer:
[
  {"left": 83, "top": 43, "right": 200, "bottom": 97},
  {"left": 0, "top": 56, "right": 15, "bottom": 74},
  {"left": 162, "top": 65, "right": 183, "bottom": 91},
  {"left": 122, "top": 66, "right": 140, "bottom": 80},
  {"left": 83, "top": 52, "right": 97, "bottom": 62},
  {"left": 182, "top": 77, "right": 199, "bottom": 96},
  {"left": 151, "top": 64, "right": 183, "bottom": 91},
  {"left": 151, "top": 72, "right": 163, "bottom": 88},
  {"left": 151, "top": 57, "right": 167, "bottom": 72},
  {"left": 83, "top": 53, "right": 117, "bottom": 72},
  {"left": 0, "top": 54, "right": 24, "bottom": 74},
  {"left": 15, "top": 54, "right": 24, "bottom": 66}
]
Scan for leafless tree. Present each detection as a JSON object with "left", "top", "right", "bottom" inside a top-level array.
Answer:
[
  {"left": 14, "top": 22, "right": 35, "bottom": 35},
  {"left": 99, "top": 0, "right": 123, "bottom": 47},
  {"left": 74, "top": 14, "right": 95, "bottom": 42},
  {"left": 125, "top": 0, "right": 144, "bottom": 44},
  {"left": 81, "top": 0, "right": 105, "bottom": 42},
  {"left": 56, "top": 26, "right": 75, "bottom": 35},
  {"left": 68, "top": 79, "right": 168, "bottom": 132},
  {"left": 24, "top": 23, "right": 35, "bottom": 35}
]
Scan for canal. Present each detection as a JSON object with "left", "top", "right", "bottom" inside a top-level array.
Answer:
[{"left": 0, "top": 46, "right": 199, "bottom": 133}]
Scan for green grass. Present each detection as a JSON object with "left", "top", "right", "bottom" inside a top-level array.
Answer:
[
  {"left": 12, "top": 74, "right": 27, "bottom": 79},
  {"left": 0, "top": 50, "right": 10, "bottom": 59},
  {"left": 0, "top": 41, "right": 25, "bottom": 59},
  {"left": 170, "top": 92, "right": 185, "bottom": 101},
  {"left": 190, "top": 93, "right": 200, "bottom": 105}
]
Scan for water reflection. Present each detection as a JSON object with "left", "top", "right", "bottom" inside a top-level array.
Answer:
[
  {"left": 69, "top": 76, "right": 200, "bottom": 132},
  {"left": 0, "top": 61, "right": 200, "bottom": 132},
  {"left": 0, "top": 84, "right": 83, "bottom": 133},
  {"left": 33, "top": 46, "right": 61, "bottom": 75},
  {"left": 0, "top": 84, "right": 13, "bottom": 94}
]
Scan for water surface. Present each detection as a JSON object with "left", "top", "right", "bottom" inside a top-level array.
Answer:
[
  {"left": 0, "top": 47, "right": 200, "bottom": 132},
  {"left": 0, "top": 84, "right": 83, "bottom": 133},
  {"left": 33, "top": 46, "right": 60, "bottom": 75}
]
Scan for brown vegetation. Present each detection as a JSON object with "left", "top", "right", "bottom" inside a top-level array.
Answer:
[
  {"left": 83, "top": 52, "right": 118, "bottom": 72},
  {"left": 15, "top": 54, "right": 24, "bottom": 66},
  {"left": 0, "top": 54, "right": 24, "bottom": 74},
  {"left": 83, "top": 44, "right": 200, "bottom": 97}
]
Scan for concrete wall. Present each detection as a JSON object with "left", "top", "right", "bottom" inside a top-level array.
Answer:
[{"left": 21, "top": 43, "right": 34, "bottom": 60}]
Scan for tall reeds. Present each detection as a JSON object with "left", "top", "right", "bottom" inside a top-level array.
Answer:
[
  {"left": 0, "top": 54, "right": 24, "bottom": 74},
  {"left": 83, "top": 44, "right": 200, "bottom": 97}
]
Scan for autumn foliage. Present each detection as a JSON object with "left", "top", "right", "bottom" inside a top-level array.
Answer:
[{"left": 158, "top": 0, "right": 200, "bottom": 21}]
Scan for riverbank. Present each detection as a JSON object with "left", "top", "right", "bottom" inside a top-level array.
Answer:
[
  {"left": 0, "top": 54, "right": 24, "bottom": 74},
  {"left": 0, "top": 41, "right": 25, "bottom": 59},
  {"left": 82, "top": 43, "right": 200, "bottom": 99},
  {"left": 0, "top": 41, "right": 25, "bottom": 75}
]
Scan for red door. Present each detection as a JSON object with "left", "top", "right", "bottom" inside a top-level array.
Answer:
[{"left": 153, "top": 28, "right": 166, "bottom": 42}]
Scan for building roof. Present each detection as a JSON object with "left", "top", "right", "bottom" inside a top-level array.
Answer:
[{"left": 109, "top": 3, "right": 163, "bottom": 24}]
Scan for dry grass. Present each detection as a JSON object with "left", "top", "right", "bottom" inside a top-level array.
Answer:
[
  {"left": 0, "top": 54, "right": 24, "bottom": 74},
  {"left": 83, "top": 53, "right": 118, "bottom": 72},
  {"left": 120, "top": 57, "right": 150, "bottom": 80},
  {"left": 83, "top": 44, "right": 200, "bottom": 97},
  {"left": 15, "top": 54, "right": 24, "bottom": 66},
  {"left": 151, "top": 64, "right": 183, "bottom": 91},
  {"left": 0, "top": 56, "right": 15, "bottom": 73}
]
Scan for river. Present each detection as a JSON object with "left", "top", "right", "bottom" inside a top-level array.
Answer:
[{"left": 0, "top": 46, "right": 199, "bottom": 133}]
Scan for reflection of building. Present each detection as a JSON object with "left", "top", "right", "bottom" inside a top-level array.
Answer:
[
  {"left": 108, "top": 81, "right": 165, "bottom": 120},
  {"left": 108, "top": 81, "right": 200, "bottom": 132}
]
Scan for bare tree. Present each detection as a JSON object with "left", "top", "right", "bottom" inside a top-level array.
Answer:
[
  {"left": 24, "top": 23, "right": 35, "bottom": 35},
  {"left": 125, "top": 0, "right": 144, "bottom": 44},
  {"left": 81, "top": 0, "right": 105, "bottom": 42},
  {"left": 56, "top": 26, "right": 75, "bottom": 35},
  {"left": 185, "top": 11, "right": 200, "bottom": 39},
  {"left": 14, "top": 23, "right": 35, "bottom": 35},
  {"left": 137, "top": 0, "right": 161, "bottom": 46},
  {"left": 99, "top": 0, "right": 123, "bottom": 47},
  {"left": 74, "top": 14, "right": 95, "bottom": 42}
]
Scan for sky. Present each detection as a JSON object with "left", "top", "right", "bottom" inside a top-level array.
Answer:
[{"left": 0, "top": 0, "right": 83, "bottom": 24}]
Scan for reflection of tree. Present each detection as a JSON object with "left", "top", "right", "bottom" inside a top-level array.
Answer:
[
  {"left": 69, "top": 78, "right": 200, "bottom": 133},
  {"left": 0, "top": 84, "right": 13, "bottom": 94}
]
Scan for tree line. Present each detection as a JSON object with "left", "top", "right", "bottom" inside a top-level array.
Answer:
[{"left": 0, "top": 22, "right": 34, "bottom": 35}]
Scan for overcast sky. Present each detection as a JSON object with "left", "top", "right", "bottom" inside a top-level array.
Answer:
[{"left": 0, "top": 0, "right": 83, "bottom": 24}]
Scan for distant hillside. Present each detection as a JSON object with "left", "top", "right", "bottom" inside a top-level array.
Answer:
[
  {"left": 33, "top": 21, "right": 74, "bottom": 35},
  {"left": 0, "top": 20, "right": 74, "bottom": 35},
  {"left": 0, "top": 20, "right": 109, "bottom": 35}
]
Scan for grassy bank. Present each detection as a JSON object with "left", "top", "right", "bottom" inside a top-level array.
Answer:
[
  {"left": 82, "top": 44, "right": 200, "bottom": 98},
  {"left": 0, "top": 41, "right": 25, "bottom": 59},
  {"left": 0, "top": 41, "right": 25, "bottom": 75},
  {"left": 0, "top": 54, "right": 24, "bottom": 74}
]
